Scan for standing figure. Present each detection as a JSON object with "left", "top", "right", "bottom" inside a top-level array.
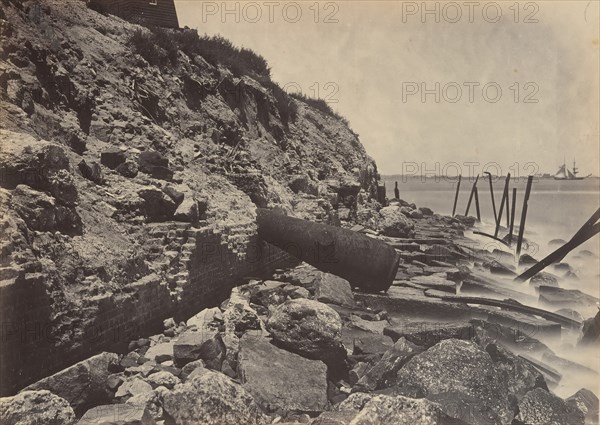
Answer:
[{"left": 394, "top": 181, "right": 400, "bottom": 200}]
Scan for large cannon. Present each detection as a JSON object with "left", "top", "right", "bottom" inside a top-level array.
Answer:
[{"left": 256, "top": 208, "right": 400, "bottom": 292}]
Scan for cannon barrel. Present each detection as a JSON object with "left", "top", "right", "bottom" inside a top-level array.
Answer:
[{"left": 256, "top": 208, "right": 400, "bottom": 292}]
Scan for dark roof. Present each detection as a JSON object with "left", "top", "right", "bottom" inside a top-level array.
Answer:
[{"left": 91, "top": 0, "right": 179, "bottom": 28}]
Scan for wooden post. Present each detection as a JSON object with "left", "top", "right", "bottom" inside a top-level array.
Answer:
[
  {"left": 452, "top": 175, "right": 462, "bottom": 217},
  {"left": 465, "top": 175, "right": 479, "bottom": 217},
  {"left": 516, "top": 176, "right": 533, "bottom": 258},
  {"left": 515, "top": 208, "right": 600, "bottom": 282},
  {"left": 494, "top": 174, "right": 510, "bottom": 238},
  {"left": 474, "top": 187, "right": 481, "bottom": 221},
  {"left": 485, "top": 172, "right": 497, "bottom": 224},
  {"left": 505, "top": 186, "right": 510, "bottom": 227},
  {"left": 508, "top": 188, "right": 517, "bottom": 245}
]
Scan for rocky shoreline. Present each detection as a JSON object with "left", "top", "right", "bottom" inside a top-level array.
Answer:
[
  {"left": 2, "top": 202, "right": 598, "bottom": 425},
  {"left": 1, "top": 1, "right": 598, "bottom": 424}
]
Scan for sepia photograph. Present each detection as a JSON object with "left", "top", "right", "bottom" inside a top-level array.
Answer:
[{"left": 0, "top": 0, "right": 599, "bottom": 424}]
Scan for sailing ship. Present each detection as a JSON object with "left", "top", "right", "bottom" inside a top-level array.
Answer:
[{"left": 553, "top": 159, "right": 591, "bottom": 180}]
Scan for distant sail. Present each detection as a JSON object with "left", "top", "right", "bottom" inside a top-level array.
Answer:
[
  {"left": 554, "top": 164, "right": 568, "bottom": 179},
  {"left": 553, "top": 159, "right": 589, "bottom": 180}
]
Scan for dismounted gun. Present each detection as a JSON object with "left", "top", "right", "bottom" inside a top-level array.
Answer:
[{"left": 256, "top": 208, "right": 400, "bottom": 293}]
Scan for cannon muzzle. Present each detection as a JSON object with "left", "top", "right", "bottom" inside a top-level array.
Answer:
[{"left": 256, "top": 208, "right": 400, "bottom": 292}]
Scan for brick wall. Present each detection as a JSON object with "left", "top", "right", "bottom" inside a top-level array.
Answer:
[{"left": 0, "top": 221, "right": 297, "bottom": 395}]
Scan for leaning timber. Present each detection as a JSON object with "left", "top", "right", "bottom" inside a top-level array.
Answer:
[
  {"left": 256, "top": 208, "right": 401, "bottom": 292},
  {"left": 515, "top": 207, "right": 600, "bottom": 282},
  {"left": 424, "top": 291, "right": 582, "bottom": 328}
]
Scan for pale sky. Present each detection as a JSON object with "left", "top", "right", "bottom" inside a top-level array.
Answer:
[{"left": 174, "top": 1, "right": 599, "bottom": 176}]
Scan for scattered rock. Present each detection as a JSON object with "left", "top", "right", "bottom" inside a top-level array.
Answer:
[
  {"left": 100, "top": 149, "right": 126, "bottom": 169},
  {"left": 566, "top": 388, "right": 599, "bottom": 424},
  {"left": 223, "top": 294, "right": 263, "bottom": 335},
  {"left": 238, "top": 335, "right": 328, "bottom": 413},
  {"left": 23, "top": 352, "right": 118, "bottom": 415},
  {"left": 186, "top": 307, "right": 222, "bottom": 330},
  {"left": 180, "top": 359, "right": 205, "bottom": 381},
  {"left": 267, "top": 299, "right": 346, "bottom": 366},
  {"left": 138, "top": 187, "right": 177, "bottom": 221},
  {"left": 173, "top": 330, "right": 222, "bottom": 368},
  {"left": 354, "top": 337, "right": 424, "bottom": 392},
  {"left": 137, "top": 150, "right": 173, "bottom": 181},
  {"left": 351, "top": 332, "right": 394, "bottom": 356},
  {"left": 144, "top": 342, "right": 174, "bottom": 363},
  {"left": 173, "top": 197, "right": 200, "bottom": 223},
  {"left": 314, "top": 272, "right": 355, "bottom": 307},
  {"left": 11, "top": 184, "right": 82, "bottom": 234},
  {"left": 162, "top": 184, "right": 184, "bottom": 205},
  {"left": 530, "top": 272, "right": 559, "bottom": 289},
  {"left": 334, "top": 393, "right": 465, "bottom": 425},
  {"left": 487, "top": 260, "right": 517, "bottom": 276},
  {"left": 549, "top": 239, "right": 567, "bottom": 247},
  {"left": 419, "top": 207, "right": 434, "bottom": 216},
  {"left": 517, "top": 387, "right": 584, "bottom": 425},
  {"left": 350, "top": 315, "right": 387, "bottom": 334},
  {"left": 0, "top": 390, "right": 76, "bottom": 425},
  {"left": 538, "top": 286, "right": 599, "bottom": 310},
  {"left": 116, "top": 160, "right": 139, "bottom": 178},
  {"left": 519, "top": 254, "right": 538, "bottom": 265},
  {"left": 144, "top": 371, "right": 180, "bottom": 389},
  {"left": 115, "top": 376, "right": 153, "bottom": 399},
  {"left": 378, "top": 206, "right": 415, "bottom": 238},
  {"left": 78, "top": 159, "right": 104, "bottom": 184},
  {"left": 162, "top": 370, "right": 268, "bottom": 425},
  {"left": 383, "top": 321, "right": 474, "bottom": 347},
  {"left": 77, "top": 403, "right": 154, "bottom": 425}
]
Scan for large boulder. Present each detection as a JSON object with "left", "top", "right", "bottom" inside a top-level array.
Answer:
[
  {"left": 0, "top": 132, "right": 77, "bottom": 205},
  {"left": 267, "top": 299, "right": 346, "bottom": 366},
  {"left": 517, "top": 388, "right": 584, "bottom": 425},
  {"left": 23, "top": 352, "right": 119, "bottom": 415},
  {"left": 138, "top": 188, "right": 177, "bottom": 222},
  {"left": 162, "top": 369, "right": 268, "bottom": 425},
  {"left": 314, "top": 272, "right": 355, "bottom": 307},
  {"left": 377, "top": 206, "right": 415, "bottom": 238},
  {"left": 332, "top": 393, "right": 465, "bottom": 425},
  {"left": 481, "top": 342, "right": 547, "bottom": 405},
  {"left": 137, "top": 151, "right": 173, "bottom": 181},
  {"left": 0, "top": 390, "right": 76, "bottom": 425},
  {"left": 566, "top": 388, "right": 599, "bottom": 424},
  {"left": 395, "top": 339, "right": 512, "bottom": 424},
  {"left": 223, "top": 290, "right": 263, "bottom": 335},
  {"left": 11, "top": 184, "right": 82, "bottom": 234},
  {"left": 77, "top": 403, "right": 155, "bottom": 425},
  {"left": 173, "top": 330, "right": 223, "bottom": 369},
  {"left": 237, "top": 335, "right": 328, "bottom": 414}
]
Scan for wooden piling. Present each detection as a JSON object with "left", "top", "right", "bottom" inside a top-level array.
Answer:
[
  {"left": 515, "top": 176, "right": 533, "bottom": 258},
  {"left": 474, "top": 187, "right": 481, "bottom": 221},
  {"left": 464, "top": 175, "right": 479, "bottom": 217},
  {"left": 452, "top": 175, "right": 462, "bottom": 217},
  {"left": 494, "top": 174, "right": 510, "bottom": 238},
  {"left": 485, "top": 172, "right": 497, "bottom": 224},
  {"left": 508, "top": 188, "right": 517, "bottom": 245}
]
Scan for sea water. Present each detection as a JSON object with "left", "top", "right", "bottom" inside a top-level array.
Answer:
[{"left": 383, "top": 175, "right": 600, "bottom": 396}]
